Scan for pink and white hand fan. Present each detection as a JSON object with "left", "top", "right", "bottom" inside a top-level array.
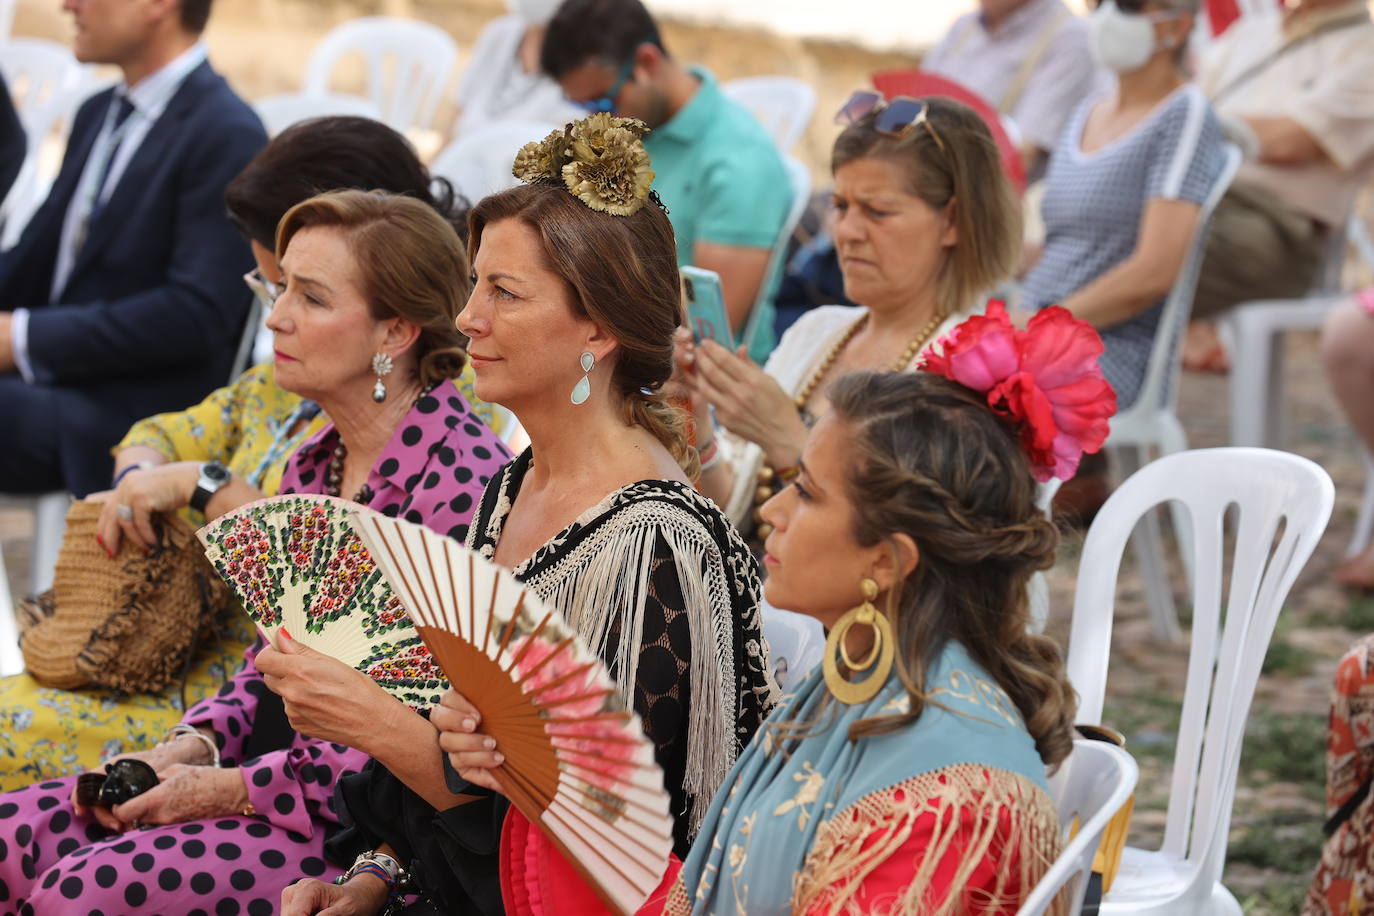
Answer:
[{"left": 348, "top": 509, "right": 674, "bottom": 916}]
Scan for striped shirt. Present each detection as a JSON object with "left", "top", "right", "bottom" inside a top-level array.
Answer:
[{"left": 1020, "top": 85, "right": 1225, "bottom": 408}]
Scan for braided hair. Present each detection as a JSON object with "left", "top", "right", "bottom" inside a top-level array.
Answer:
[{"left": 826, "top": 370, "right": 1077, "bottom": 768}]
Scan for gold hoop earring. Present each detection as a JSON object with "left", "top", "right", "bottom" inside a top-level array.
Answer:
[{"left": 823, "top": 578, "right": 895, "bottom": 705}]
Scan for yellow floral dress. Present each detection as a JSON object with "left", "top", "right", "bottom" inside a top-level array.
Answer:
[{"left": 0, "top": 361, "right": 496, "bottom": 790}]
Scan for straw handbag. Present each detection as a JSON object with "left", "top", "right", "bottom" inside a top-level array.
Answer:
[{"left": 20, "top": 500, "right": 231, "bottom": 693}]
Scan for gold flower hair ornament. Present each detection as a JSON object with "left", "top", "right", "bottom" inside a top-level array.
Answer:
[{"left": 512, "top": 114, "right": 656, "bottom": 217}]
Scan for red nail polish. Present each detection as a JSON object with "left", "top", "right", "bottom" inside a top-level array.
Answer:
[{"left": 280, "top": 627, "right": 294, "bottom": 642}]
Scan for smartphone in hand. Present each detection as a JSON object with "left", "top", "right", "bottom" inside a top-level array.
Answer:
[{"left": 681, "top": 266, "right": 734, "bottom": 351}]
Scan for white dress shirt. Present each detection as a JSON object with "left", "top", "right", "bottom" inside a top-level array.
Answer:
[{"left": 12, "top": 42, "right": 208, "bottom": 382}]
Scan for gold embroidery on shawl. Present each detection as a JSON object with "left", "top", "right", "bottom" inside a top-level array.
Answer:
[
  {"left": 792, "top": 764, "right": 1065, "bottom": 916},
  {"left": 928, "top": 669, "right": 1022, "bottom": 727},
  {"left": 664, "top": 872, "right": 692, "bottom": 915},
  {"left": 773, "top": 761, "right": 826, "bottom": 831}
]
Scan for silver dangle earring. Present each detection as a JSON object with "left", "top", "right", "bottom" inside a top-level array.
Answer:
[
  {"left": 371, "top": 352, "right": 394, "bottom": 403},
  {"left": 571, "top": 351, "right": 595, "bottom": 405}
]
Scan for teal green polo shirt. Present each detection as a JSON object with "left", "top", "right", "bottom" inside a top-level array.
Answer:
[{"left": 644, "top": 67, "right": 792, "bottom": 363}]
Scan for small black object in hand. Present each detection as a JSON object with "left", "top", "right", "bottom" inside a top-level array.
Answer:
[{"left": 74, "top": 760, "right": 160, "bottom": 807}]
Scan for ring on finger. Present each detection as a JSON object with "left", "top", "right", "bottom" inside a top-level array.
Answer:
[{"left": 116, "top": 504, "right": 134, "bottom": 522}]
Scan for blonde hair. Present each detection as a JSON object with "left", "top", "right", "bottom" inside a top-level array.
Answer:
[
  {"left": 276, "top": 190, "right": 471, "bottom": 388},
  {"left": 831, "top": 97, "right": 1021, "bottom": 316}
]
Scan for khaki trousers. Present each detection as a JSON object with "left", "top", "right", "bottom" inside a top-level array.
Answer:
[{"left": 1191, "top": 179, "right": 1327, "bottom": 321}]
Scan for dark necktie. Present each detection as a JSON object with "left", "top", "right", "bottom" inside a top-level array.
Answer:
[{"left": 88, "top": 93, "right": 136, "bottom": 224}]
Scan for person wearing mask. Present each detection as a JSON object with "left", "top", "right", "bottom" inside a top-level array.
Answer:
[
  {"left": 540, "top": 0, "right": 792, "bottom": 364},
  {"left": 0, "top": 0, "right": 266, "bottom": 497},
  {"left": 452, "top": 0, "right": 581, "bottom": 137},
  {"left": 1184, "top": 0, "right": 1374, "bottom": 371},
  {"left": 923, "top": 0, "right": 1101, "bottom": 177}
]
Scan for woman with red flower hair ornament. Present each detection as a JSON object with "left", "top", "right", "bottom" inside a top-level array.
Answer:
[
  {"left": 683, "top": 95, "right": 1022, "bottom": 540},
  {"left": 443, "top": 307, "right": 1116, "bottom": 915}
]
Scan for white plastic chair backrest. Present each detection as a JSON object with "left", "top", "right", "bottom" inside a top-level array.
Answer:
[
  {"left": 303, "top": 17, "right": 458, "bottom": 133},
  {"left": 429, "top": 120, "right": 555, "bottom": 205},
  {"left": 0, "top": 0, "right": 14, "bottom": 41},
  {"left": 761, "top": 605, "right": 825, "bottom": 692},
  {"left": 0, "top": 38, "right": 82, "bottom": 136},
  {"left": 1115, "top": 143, "right": 1240, "bottom": 425},
  {"left": 738, "top": 154, "right": 811, "bottom": 350},
  {"left": 253, "top": 92, "right": 383, "bottom": 136},
  {"left": 1066, "top": 447, "right": 1332, "bottom": 881},
  {"left": 721, "top": 76, "right": 816, "bottom": 152},
  {"left": 1017, "top": 740, "right": 1139, "bottom": 916},
  {"left": 1027, "top": 478, "right": 1062, "bottom": 634}
]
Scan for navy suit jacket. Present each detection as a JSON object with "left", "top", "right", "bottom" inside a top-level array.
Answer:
[{"left": 0, "top": 60, "right": 266, "bottom": 493}]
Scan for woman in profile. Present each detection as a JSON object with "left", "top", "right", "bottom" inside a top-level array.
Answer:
[
  {"left": 279, "top": 115, "right": 775, "bottom": 916},
  {"left": 449, "top": 304, "right": 1117, "bottom": 914}
]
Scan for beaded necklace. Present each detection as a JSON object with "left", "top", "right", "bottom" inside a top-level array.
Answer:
[
  {"left": 794, "top": 309, "right": 946, "bottom": 425},
  {"left": 753, "top": 309, "right": 946, "bottom": 541},
  {"left": 325, "top": 383, "right": 436, "bottom": 506}
]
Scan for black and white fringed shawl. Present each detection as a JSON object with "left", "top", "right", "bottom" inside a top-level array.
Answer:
[{"left": 468, "top": 449, "right": 777, "bottom": 844}]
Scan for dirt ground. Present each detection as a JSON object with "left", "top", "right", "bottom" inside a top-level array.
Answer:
[{"left": 7, "top": 0, "right": 1374, "bottom": 910}]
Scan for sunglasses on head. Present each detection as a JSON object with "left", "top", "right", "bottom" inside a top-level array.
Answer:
[
  {"left": 570, "top": 55, "right": 637, "bottom": 114},
  {"left": 834, "top": 90, "right": 947, "bottom": 155},
  {"left": 1092, "top": 0, "right": 1179, "bottom": 14}
]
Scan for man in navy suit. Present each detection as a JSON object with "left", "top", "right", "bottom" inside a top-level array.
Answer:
[{"left": 0, "top": 0, "right": 266, "bottom": 497}]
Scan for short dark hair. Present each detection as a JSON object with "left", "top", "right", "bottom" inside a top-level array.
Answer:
[
  {"left": 540, "top": 0, "right": 664, "bottom": 80},
  {"left": 180, "top": 0, "right": 213, "bottom": 34},
  {"left": 223, "top": 116, "right": 467, "bottom": 251}
]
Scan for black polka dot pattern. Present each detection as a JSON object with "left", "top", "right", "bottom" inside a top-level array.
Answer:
[{"left": 0, "top": 775, "right": 347, "bottom": 912}]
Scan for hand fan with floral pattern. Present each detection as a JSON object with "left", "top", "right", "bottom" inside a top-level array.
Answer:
[
  {"left": 348, "top": 508, "right": 674, "bottom": 916},
  {"left": 197, "top": 494, "right": 447, "bottom": 708}
]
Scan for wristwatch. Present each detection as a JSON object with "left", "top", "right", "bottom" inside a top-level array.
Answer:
[{"left": 190, "top": 461, "right": 231, "bottom": 513}]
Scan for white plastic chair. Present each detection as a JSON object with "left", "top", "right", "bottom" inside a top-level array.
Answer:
[
  {"left": 253, "top": 92, "right": 383, "bottom": 136},
  {"left": 0, "top": 0, "right": 15, "bottom": 42},
  {"left": 1017, "top": 739, "right": 1140, "bottom": 916},
  {"left": 737, "top": 155, "right": 812, "bottom": 356},
  {"left": 1348, "top": 447, "right": 1374, "bottom": 560},
  {"left": 303, "top": 17, "right": 458, "bottom": 134},
  {"left": 1027, "top": 478, "right": 1062, "bottom": 634},
  {"left": 1225, "top": 213, "right": 1372, "bottom": 450},
  {"left": 1066, "top": 447, "right": 1333, "bottom": 915},
  {"left": 761, "top": 604, "right": 825, "bottom": 692},
  {"left": 721, "top": 76, "right": 815, "bottom": 152},
  {"left": 1106, "top": 144, "right": 1241, "bottom": 642},
  {"left": 0, "top": 38, "right": 84, "bottom": 246},
  {"left": 429, "top": 119, "right": 555, "bottom": 205}
]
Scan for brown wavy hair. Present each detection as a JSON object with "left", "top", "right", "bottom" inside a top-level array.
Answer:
[
  {"left": 276, "top": 190, "right": 471, "bottom": 389},
  {"left": 467, "top": 181, "right": 697, "bottom": 478},
  {"left": 825, "top": 371, "right": 1076, "bottom": 768},
  {"left": 832, "top": 96, "right": 1021, "bottom": 316}
]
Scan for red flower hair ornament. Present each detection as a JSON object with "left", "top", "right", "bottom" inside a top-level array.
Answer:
[{"left": 919, "top": 301, "right": 1118, "bottom": 483}]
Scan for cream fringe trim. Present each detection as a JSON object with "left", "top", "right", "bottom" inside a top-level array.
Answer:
[
  {"left": 518, "top": 499, "right": 737, "bottom": 837},
  {"left": 795, "top": 764, "right": 1065, "bottom": 916}
]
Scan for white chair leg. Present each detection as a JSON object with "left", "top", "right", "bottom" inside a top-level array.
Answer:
[
  {"left": 1226, "top": 311, "right": 1273, "bottom": 449},
  {"left": 0, "top": 539, "right": 21, "bottom": 676},
  {"left": 29, "top": 492, "right": 70, "bottom": 597},
  {"left": 1350, "top": 448, "right": 1374, "bottom": 559}
]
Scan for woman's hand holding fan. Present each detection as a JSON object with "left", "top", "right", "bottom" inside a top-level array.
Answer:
[{"left": 348, "top": 510, "right": 675, "bottom": 916}]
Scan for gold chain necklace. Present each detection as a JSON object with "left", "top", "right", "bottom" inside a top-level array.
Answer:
[{"left": 794, "top": 309, "right": 946, "bottom": 415}]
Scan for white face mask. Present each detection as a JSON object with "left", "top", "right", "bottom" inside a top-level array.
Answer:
[
  {"left": 1088, "top": 0, "right": 1175, "bottom": 73},
  {"left": 507, "top": 0, "right": 563, "bottom": 24}
]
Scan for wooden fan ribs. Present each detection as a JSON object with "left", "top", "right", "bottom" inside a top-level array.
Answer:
[{"left": 353, "top": 512, "right": 675, "bottom": 916}]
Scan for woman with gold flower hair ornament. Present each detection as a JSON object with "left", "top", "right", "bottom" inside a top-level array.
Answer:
[
  {"left": 280, "top": 115, "right": 774, "bottom": 916},
  {"left": 448, "top": 304, "right": 1118, "bottom": 915}
]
